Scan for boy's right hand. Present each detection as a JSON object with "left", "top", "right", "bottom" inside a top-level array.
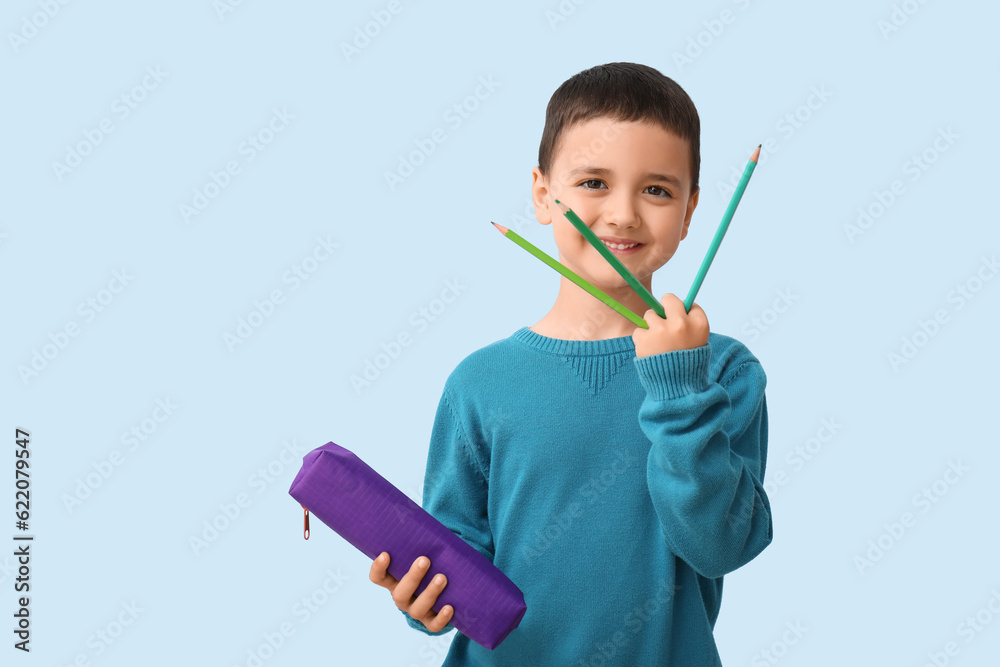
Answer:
[{"left": 369, "top": 551, "right": 454, "bottom": 632}]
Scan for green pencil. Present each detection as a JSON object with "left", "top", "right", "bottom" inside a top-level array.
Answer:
[
  {"left": 684, "top": 144, "right": 761, "bottom": 313},
  {"left": 554, "top": 199, "right": 666, "bottom": 320},
  {"left": 491, "top": 221, "right": 649, "bottom": 329}
]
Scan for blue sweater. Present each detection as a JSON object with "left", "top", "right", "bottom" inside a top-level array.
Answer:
[{"left": 401, "top": 326, "right": 772, "bottom": 666}]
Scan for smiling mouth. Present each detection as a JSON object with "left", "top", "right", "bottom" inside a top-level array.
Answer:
[
  {"left": 601, "top": 241, "right": 644, "bottom": 257},
  {"left": 602, "top": 241, "right": 641, "bottom": 250}
]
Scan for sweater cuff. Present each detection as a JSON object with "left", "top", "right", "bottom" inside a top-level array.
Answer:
[
  {"left": 633, "top": 344, "right": 710, "bottom": 400},
  {"left": 400, "top": 607, "right": 453, "bottom": 635}
]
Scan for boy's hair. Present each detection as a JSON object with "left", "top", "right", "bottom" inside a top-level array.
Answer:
[{"left": 537, "top": 62, "right": 701, "bottom": 195}]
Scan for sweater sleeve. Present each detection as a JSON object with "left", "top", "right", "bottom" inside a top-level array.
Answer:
[
  {"left": 400, "top": 382, "right": 494, "bottom": 636},
  {"left": 632, "top": 343, "right": 772, "bottom": 580}
]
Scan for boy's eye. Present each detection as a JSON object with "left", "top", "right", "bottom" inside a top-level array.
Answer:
[{"left": 578, "top": 179, "right": 672, "bottom": 198}]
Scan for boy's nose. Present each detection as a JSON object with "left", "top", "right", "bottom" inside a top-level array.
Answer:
[{"left": 601, "top": 195, "right": 640, "bottom": 229}]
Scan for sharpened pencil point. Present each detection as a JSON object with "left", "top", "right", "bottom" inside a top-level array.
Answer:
[
  {"left": 491, "top": 221, "right": 509, "bottom": 235},
  {"left": 751, "top": 144, "right": 761, "bottom": 163}
]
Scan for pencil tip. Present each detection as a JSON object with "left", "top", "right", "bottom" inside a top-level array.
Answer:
[
  {"left": 491, "top": 221, "right": 509, "bottom": 235},
  {"left": 554, "top": 199, "right": 568, "bottom": 211},
  {"left": 751, "top": 144, "right": 761, "bottom": 163}
]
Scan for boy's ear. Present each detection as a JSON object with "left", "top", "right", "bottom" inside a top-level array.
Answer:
[
  {"left": 680, "top": 186, "right": 699, "bottom": 240},
  {"left": 531, "top": 167, "right": 553, "bottom": 225}
]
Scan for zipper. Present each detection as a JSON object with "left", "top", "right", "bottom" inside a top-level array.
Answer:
[{"left": 302, "top": 504, "right": 310, "bottom": 540}]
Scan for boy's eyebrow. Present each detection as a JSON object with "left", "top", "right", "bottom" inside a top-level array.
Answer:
[{"left": 566, "top": 166, "right": 683, "bottom": 189}]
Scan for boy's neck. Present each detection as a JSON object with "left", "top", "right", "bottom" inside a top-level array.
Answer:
[{"left": 530, "top": 276, "right": 650, "bottom": 341}]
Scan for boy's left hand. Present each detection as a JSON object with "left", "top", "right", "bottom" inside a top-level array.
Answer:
[{"left": 632, "top": 293, "right": 710, "bottom": 358}]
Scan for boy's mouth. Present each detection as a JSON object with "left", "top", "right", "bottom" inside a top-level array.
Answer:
[{"left": 600, "top": 238, "right": 644, "bottom": 255}]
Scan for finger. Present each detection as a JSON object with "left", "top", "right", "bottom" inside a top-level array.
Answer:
[
  {"left": 423, "top": 602, "right": 455, "bottom": 633},
  {"left": 687, "top": 301, "right": 707, "bottom": 320},
  {"left": 659, "top": 293, "right": 686, "bottom": 319},
  {"left": 392, "top": 555, "right": 431, "bottom": 607},
  {"left": 369, "top": 552, "right": 396, "bottom": 589},
  {"left": 685, "top": 299, "right": 709, "bottom": 324},
  {"left": 409, "top": 570, "right": 449, "bottom": 622}
]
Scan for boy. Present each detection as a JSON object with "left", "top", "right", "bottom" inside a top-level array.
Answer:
[{"left": 370, "top": 62, "right": 772, "bottom": 666}]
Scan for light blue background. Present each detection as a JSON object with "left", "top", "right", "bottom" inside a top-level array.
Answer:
[{"left": 3, "top": 0, "right": 998, "bottom": 665}]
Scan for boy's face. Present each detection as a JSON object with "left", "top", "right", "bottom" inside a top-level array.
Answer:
[{"left": 531, "top": 118, "right": 699, "bottom": 291}]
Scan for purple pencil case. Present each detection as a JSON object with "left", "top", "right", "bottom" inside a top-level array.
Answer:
[{"left": 288, "top": 441, "right": 526, "bottom": 650}]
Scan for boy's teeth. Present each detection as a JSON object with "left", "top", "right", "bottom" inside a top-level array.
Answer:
[{"left": 603, "top": 241, "right": 638, "bottom": 250}]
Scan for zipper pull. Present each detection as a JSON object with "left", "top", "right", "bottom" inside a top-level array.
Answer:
[{"left": 302, "top": 505, "right": 310, "bottom": 540}]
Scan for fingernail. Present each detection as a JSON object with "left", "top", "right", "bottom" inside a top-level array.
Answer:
[
  {"left": 433, "top": 574, "right": 444, "bottom": 584},
  {"left": 418, "top": 557, "right": 428, "bottom": 567}
]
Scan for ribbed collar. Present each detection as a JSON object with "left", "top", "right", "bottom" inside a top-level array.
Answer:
[{"left": 511, "top": 326, "right": 636, "bottom": 356}]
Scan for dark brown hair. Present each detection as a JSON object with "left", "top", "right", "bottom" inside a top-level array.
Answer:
[{"left": 537, "top": 62, "right": 700, "bottom": 194}]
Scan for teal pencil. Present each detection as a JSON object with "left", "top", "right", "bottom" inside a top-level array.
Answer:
[{"left": 684, "top": 144, "right": 761, "bottom": 313}]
